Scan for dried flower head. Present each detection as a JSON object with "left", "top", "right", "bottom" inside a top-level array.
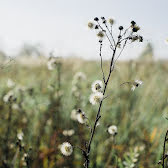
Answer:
[
  {"left": 119, "top": 26, "right": 124, "bottom": 30},
  {"left": 132, "top": 25, "right": 140, "bottom": 32},
  {"left": 94, "top": 17, "right": 99, "bottom": 21},
  {"left": 91, "top": 80, "right": 103, "bottom": 93},
  {"left": 131, "top": 21, "right": 136, "bottom": 26},
  {"left": 88, "top": 22, "right": 95, "bottom": 29},
  {"left": 108, "top": 125, "right": 118, "bottom": 136},
  {"left": 90, "top": 92, "right": 103, "bottom": 105},
  {"left": 131, "top": 80, "right": 143, "bottom": 91},
  {"left": 60, "top": 142, "right": 73, "bottom": 156},
  {"left": 108, "top": 18, "right": 115, "bottom": 25},
  {"left": 97, "top": 31, "right": 105, "bottom": 39}
]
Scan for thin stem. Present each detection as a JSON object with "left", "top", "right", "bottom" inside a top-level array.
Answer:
[
  {"left": 105, "top": 23, "right": 116, "bottom": 46},
  {"left": 97, "top": 21, "right": 114, "bottom": 50},
  {"left": 99, "top": 42, "right": 106, "bottom": 83},
  {"left": 85, "top": 41, "right": 118, "bottom": 168}
]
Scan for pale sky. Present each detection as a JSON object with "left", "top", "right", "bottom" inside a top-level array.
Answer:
[{"left": 0, "top": 0, "right": 168, "bottom": 60}]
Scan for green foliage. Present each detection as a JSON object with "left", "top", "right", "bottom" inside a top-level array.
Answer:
[{"left": 0, "top": 59, "right": 167, "bottom": 167}]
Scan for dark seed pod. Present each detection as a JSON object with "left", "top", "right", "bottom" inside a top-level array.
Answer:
[
  {"left": 94, "top": 17, "right": 99, "bottom": 21},
  {"left": 95, "top": 25, "right": 99, "bottom": 29},
  {"left": 131, "top": 20, "right": 136, "bottom": 26},
  {"left": 119, "top": 26, "right": 123, "bottom": 30}
]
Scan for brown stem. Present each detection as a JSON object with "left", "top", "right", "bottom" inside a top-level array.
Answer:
[{"left": 84, "top": 41, "right": 118, "bottom": 168}]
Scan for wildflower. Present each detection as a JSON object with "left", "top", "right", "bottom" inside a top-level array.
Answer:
[
  {"left": 47, "top": 57, "right": 57, "bottom": 70},
  {"left": 131, "top": 80, "right": 143, "bottom": 91},
  {"left": 17, "top": 131, "right": 24, "bottom": 140},
  {"left": 108, "top": 125, "right": 118, "bottom": 136},
  {"left": 60, "top": 142, "right": 73, "bottom": 156},
  {"left": 89, "top": 92, "right": 103, "bottom": 105},
  {"left": 3, "top": 90, "right": 16, "bottom": 103},
  {"left": 88, "top": 22, "right": 95, "bottom": 29},
  {"left": 63, "top": 129, "right": 75, "bottom": 136},
  {"left": 96, "top": 122, "right": 100, "bottom": 127},
  {"left": 109, "top": 18, "right": 115, "bottom": 25},
  {"left": 132, "top": 25, "right": 140, "bottom": 32},
  {"left": 7, "top": 79, "right": 15, "bottom": 88},
  {"left": 97, "top": 31, "right": 105, "bottom": 39},
  {"left": 73, "top": 72, "right": 86, "bottom": 81},
  {"left": 91, "top": 80, "right": 103, "bottom": 93},
  {"left": 77, "top": 110, "right": 86, "bottom": 124},
  {"left": 71, "top": 109, "right": 78, "bottom": 121}
]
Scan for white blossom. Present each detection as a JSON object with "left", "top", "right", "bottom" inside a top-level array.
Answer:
[
  {"left": 70, "top": 109, "right": 78, "bottom": 121},
  {"left": 3, "top": 91, "right": 15, "bottom": 103},
  {"left": 60, "top": 142, "right": 73, "bottom": 156},
  {"left": 17, "top": 131, "right": 24, "bottom": 140},
  {"left": 91, "top": 80, "right": 103, "bottom": 93},
  {"left": 47, "top": 57, "right": 57, "bottom": 70},
  {"left": 77, "top": 111, "right": 86, "bottom": 124},
  {"left": 73, "top": 72, "right": 86, "bottom": 81},
  {"left": 108, "top": 125, "right": 118, "bottom": 136},
  {"left": 89, "top": 92, "right": 103, "bottom": 105},
  {"left": 131, "top": 80, "right": 143, "bottom": 91}
]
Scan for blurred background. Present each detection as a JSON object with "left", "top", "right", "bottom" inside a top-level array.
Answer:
[
  {"left": 0, "top": 0, "right": 168, "bottom": 168},
  {"left": 0, "top": 0, "right": 168, "bottom": 60}
]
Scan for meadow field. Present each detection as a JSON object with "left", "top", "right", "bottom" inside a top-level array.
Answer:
[{"left": 0, "top": 56, "right": 168, "bottom": 168}]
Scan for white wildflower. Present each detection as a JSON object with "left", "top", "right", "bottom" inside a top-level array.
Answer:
[
  {"left": 3, "top": 91, "right": 15, "bottom": 103},
  {"left": 60, "top": 142, "right": 73, "bottom": 156},
  {"left": 47, "top": 57, "right": 57, "bottom": 70},
  {"left": 7, "top": 79, "right": 15, "bottom": 88},
  {"left": 91, "top": 80, "right": 103, "bottom": 93},
  {"left": 70, "top": 109, "right": 78, "bottom": 121},
  {"left": 77, "top": 111, "right": 86, "bottom": 124},
  {"left": 17, "top": 131, "right": 24, "bottom": 140},
  {"left": 63, "top": 129, "right": 75, "bottom": 136},
  {"left": 73, "top": 72, "right": 86, "bottom": 81},
  {"left": 108, "top": 125, "right": 118, "bottom": 136},
  {"left": 96, "top": 122, "right": 100, "bottom": 127},
  {"left": 131, "top": 80, "right": 143, "bottom": 91},
  {"left": 89, "top": 92, "right": 103, "bottom": 105}
]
